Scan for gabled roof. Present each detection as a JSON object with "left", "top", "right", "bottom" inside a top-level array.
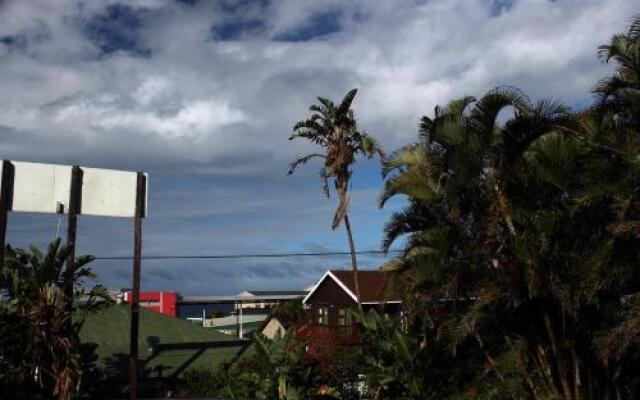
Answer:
[{"left": 303, "top": 269, "right": 401, "bottom": 305}]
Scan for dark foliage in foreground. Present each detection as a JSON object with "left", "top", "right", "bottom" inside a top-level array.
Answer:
[
  {"left": 377, "top": 15, "right": 640, "bottom": 400},
  {"left": 0, "top": 239, "right": 109, "bottom": 399}
]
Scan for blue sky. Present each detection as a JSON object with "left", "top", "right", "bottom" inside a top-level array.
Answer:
[{"left": 0, "top": 0, "right": 636, "bottom": 295}]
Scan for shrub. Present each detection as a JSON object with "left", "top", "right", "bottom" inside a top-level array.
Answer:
[{"left": 177, "top": 366, "right": 224, "bottom": 397}]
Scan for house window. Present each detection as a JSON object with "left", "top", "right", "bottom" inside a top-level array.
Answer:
[
  {"left": 337, "top": 307, "right": 352, "bottom": 326},
  {"left": 317, "top": 306, "right": 329, "bottom": 325}
]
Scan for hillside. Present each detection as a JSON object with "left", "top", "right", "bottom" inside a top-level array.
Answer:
[{"left": 79, "top": 304, "right": 247, "bottom": 379}]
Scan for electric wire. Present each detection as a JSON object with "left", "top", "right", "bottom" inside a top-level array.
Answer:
[{"left": 94, "top": 249, "right": 402, "bottom": 260}]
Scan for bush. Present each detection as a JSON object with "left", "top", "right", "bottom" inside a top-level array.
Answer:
[{"left": 177, "top": 366, "right": 223, "bottom": 397}]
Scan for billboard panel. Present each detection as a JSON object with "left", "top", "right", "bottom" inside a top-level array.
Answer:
[
  {"left": 11, "top": 162, "right": 71, "bottom": 214},
  {"left": 0, "top": 161, "right": 147, "bottom": 218},
  {"left": 81, "top": 168, "right": 146, "bottom": 218}
]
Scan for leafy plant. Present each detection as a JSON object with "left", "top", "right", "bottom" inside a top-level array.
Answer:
[
  {"left": 224, "top": 330, "right": 340, "bottom": 400},
  {"left": 0, "top": 238, "right": 110, "bottom": 399},
  {"left": 379, "top": 15, "right": 640, "bottom": 400},
  {"left": 177, "top": 366, "right": 224, "bottom": 397}
]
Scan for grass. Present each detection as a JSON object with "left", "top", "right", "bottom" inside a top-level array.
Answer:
[{"left": 79, "top": 304, "right": 248, "bottom": 379}]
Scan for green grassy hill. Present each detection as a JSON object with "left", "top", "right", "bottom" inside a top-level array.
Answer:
[{"left": 79, "top": 304, "right": 247, "bottom": 379}]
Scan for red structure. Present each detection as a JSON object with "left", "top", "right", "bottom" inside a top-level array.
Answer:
[
  {"left": 123, "top": 291, "right": 178, "bottom": 317},
  {"left": 293, "top": 323, "right": 360, "bottom": 362}
]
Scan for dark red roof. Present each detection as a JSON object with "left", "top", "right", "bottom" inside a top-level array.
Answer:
[{"left": 329, "top": 270, "right": 400, "bottom": 303}]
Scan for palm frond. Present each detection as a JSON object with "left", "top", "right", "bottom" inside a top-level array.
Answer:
[
  {"left": 468, "top": 86, "right": 532, "bottom": 145},
  {"left": 360, "top": 133, "right": 385, "bottom": 161},
  {"left": 287, "top": 153, "right": 326, "bottom": 175},
  {"left": 336, "top": 88, "right": 358, "bottom": 116}
]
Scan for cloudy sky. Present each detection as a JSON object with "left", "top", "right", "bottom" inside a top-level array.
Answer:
[{"left": 0, "top": 0, "right": 636, "bottom": 295}]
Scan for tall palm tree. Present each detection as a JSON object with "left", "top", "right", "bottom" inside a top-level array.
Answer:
[{"left": 289, "top": 89, "right": 383, "bottom": 305}]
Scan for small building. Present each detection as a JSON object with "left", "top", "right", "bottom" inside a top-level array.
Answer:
[
  {"left": 302, "top": 269, "right": 401, "bottom": 326},
  {"left": 179, "top": 290, "right": 309, "bottom": 337},
  {"left": 235, "top": 290, "right": 309, "bottom": 311},
  {"left": 123, "top": 291, "right": 178, "bottom": 317}
]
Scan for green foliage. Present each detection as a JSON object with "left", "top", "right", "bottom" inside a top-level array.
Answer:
[
  {"left": 177, "top": 366, "right": 224, "bottom": 397},
  {"left": 355, "top": 310, "right": 428, "bottom": 399},
  {"left": 379, "top": 14, "right": 640, "bottom": 400},
  {"left": 0, "top": 238, "right": 110, "bottom": 400},
  {"left": 0, "top": 303, "right": 33, "bottom": 399},
  {"left": 220, "top": 368, "right": 263, "bottom": 400},
  {"left": 223, "top": 330, "right": 340, "bottom": 400}
]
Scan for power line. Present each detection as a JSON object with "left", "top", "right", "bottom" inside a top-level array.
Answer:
[{"left": 94, "top": 249, "right": 402, "bottom": 261}]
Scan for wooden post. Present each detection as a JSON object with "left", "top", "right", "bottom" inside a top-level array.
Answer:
[
  {"left": 65, "top": 166, "right": 83, "bottom": 312},
  {"left": 236, "top": 304, "right": 239, "bottom": 336},
  {"left": 0, "top": 161, "right": 14, "bottom": 278},
  {"left": 239, "top": 301, "right": 243, "bottom": 339},
  {"left": 129, "top": 172, "right": 146, "bottom": 400}
]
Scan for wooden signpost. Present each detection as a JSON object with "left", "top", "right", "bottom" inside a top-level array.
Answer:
[
  {"left": 65, "top": 166, "right": 83, "bottom": 313},
  {"left": 0, "top": 161, "right": 14, "bottom": 277},
  {"left": 129, "top": 172, "right": 146, "bottom": 400},
  {"left": 0, "top": 160, "right": 148, "bottom": 400}
]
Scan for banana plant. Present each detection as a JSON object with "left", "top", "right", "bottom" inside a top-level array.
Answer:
[
  {"left": 355, "top": 309, "right": 427, "bottom": 400},
  {"left": 252, "top": 331, "right": 340, "bottom": 400}
]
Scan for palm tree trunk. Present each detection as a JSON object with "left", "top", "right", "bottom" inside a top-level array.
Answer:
[
  {"left": 543, "top": 310, "right": 573, "bottom": 400},
  {"left": 343, "top": 214, "right": 361, "bottom": 306}
]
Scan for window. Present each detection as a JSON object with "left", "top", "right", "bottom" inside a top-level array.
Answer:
[
  {"left": 337, "top": 307, "right": 352, "bottom": 326},
  {"left": 317, "top": 306, "right": 329, "bottom": 325}
]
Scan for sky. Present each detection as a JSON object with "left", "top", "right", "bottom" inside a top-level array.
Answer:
[{"left": 0, "top": 0, "right": 636, "bottom": 295}]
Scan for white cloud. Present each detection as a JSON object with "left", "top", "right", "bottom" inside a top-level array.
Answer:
[
  {"left": 0, "top": 0, "right": 635, "bottom": 171},
  {"left": 61, "top": 97, "right": 247, "bottom": 139}
]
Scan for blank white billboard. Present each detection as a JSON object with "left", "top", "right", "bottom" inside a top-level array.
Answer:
[
  {"left": 11, "top": 162, "right": 72, "bottom": 214},
  {"left": 0, "top": 161, "right": 147, "bottom": 218},
  {"left": 81, "top": 167, "right": 147, "bottom": 218}
]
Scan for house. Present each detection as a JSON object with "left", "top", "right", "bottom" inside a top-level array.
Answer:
[
  {"left": 302, "top": 269, "right": 401, "bottom": 326},
  {"left": 230, "top": 272, "right": 401, "bottom": 368}
]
